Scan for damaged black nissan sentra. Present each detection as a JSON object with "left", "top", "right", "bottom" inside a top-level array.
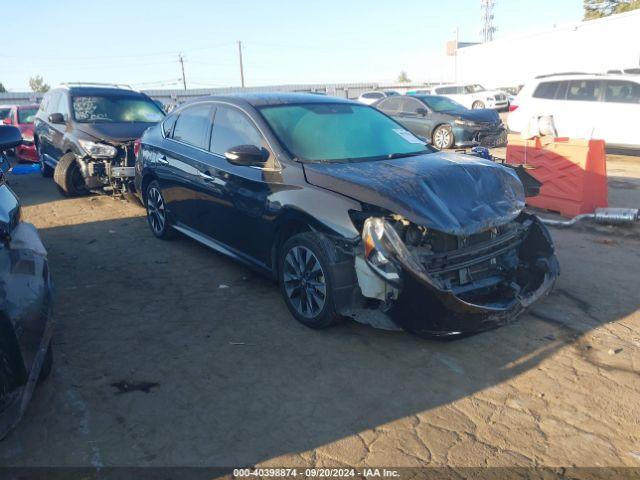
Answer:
[{"left": 135, "top": 93, "right": 559, "bottom": 337}]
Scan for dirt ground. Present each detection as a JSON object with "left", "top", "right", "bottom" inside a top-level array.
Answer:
[{"left": 0, "top": 154, "right": 639, "bottom": 468}]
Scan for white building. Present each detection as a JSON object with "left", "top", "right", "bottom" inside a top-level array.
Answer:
[{"left": 455, "top": 9, "right": 640, "bottom": 88}]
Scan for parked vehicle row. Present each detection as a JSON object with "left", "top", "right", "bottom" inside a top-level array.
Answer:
[
  {"left": 33, "top": 83, "right": 165, "bottom": 196},
  {"left": 0, "top": 125, "right": 53, "bottom": 439},
  {"left": 360, "top": 84, "right": 509, "bottom": 111},
  {"left": 134, "top": 93, "right": 558, "bottom": 337},
  {"left": 508, "top": 73, "right": 640, "bottom": 149},
  {"left": 0, "top": 104, "right": 39, "bottom": 163},
  {"left": 373, "top": 95, "right": 505, "bottom": 149}
]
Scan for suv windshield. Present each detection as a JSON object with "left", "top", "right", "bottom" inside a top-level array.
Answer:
[
  {"left": 466, "top": 84, "right": 486, "bottom": 93},
  {"left": 18, "top": 107, "right": 38, "bottom": 124},
  {"left": 419, "top": 96, "right": 465, "bottom": 112},
  {"left": 259, "top": 103, "right": 432, "bottom": 162},
  {"left": 72, "top": 95, "right": 164, "bottom": 123}
]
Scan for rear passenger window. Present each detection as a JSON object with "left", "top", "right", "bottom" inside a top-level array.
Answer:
[
  {"left": 533, "top": 81, "right": 561, "bottom": 99},
  {"left": 210, "top": 105, "right": 265, "bottom": 156},
  {"left": 566, "top": 80, "right": 602, "bottom": 102},
  {"left": 604, "top": 81, "right": 640, "bottom": 104},
  {"left": 173, "top": 104, "right": 213, "bottom": 149}
]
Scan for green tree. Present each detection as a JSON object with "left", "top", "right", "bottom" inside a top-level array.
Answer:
[
  {"left": 28, "top": 75, "right": 50, "bottom": 93},
  {"left": 397, "top": 71, "right": 411, "bottom": 83},
  {"left": 584, "top": 0, "right": 640, "bottom": 19},
  {"left": 0, "top": 82, "right": 6, "bottom": 93}
]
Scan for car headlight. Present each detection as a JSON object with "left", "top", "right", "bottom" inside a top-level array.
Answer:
[
  {"left": 78, "top": 139, "right": 117, "bottom": 158},
  {"left": 486, "top": 97, "right": 494, "bottom": 101},
  {"left": 454, "top": 119, "right": 476, "bottom": 127}
]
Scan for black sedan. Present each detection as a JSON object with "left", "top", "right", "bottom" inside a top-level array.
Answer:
[
  {"left": 0, "top": 126, "right": 53, "bottom": 439},
  {"left": 374, "top": 95, "right": 506, "bottom": 150},
  {"left": 135, "top": 93, "right": 558, "bottom": 337}
]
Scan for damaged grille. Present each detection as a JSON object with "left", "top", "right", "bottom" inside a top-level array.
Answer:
[
  {"left": 391, "top": 218, "right": 528, "bottom": 292},
  {"left": 115, "top": 141, "right": 136, "bottom": 167}
]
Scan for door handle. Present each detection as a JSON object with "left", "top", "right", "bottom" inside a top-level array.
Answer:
[
  {"left": 157, "top": 155, "right": 169, "bottom": 165},
  {"left": 198, "top": 170, "right": 215, "bottom": 181}
]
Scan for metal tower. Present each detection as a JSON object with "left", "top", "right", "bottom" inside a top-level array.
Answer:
[{"left": 480, "top": 0, "right": 496, "bottom": 43}]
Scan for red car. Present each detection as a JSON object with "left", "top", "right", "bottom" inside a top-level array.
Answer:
[{"left": 0, "top": 104, "right": 39, "bottom": 162}]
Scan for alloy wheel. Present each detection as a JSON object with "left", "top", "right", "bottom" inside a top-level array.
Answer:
[
  {"left": 434, "top": 128, "right": 451, "bottom": 149},
  {"left": 147, "top": 187, "right": 166, "bottom": 235},
  {"left": 283, "top": 246, "right": 327, "bottom": 318}
]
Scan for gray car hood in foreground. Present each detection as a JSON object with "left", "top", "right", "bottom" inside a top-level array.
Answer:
[{"left": 303, "top": 152, "right": 525, "bottom": 236}]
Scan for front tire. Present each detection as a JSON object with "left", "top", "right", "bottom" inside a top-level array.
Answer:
[
  {"left": 54, "top": 153, "right": 86, "bottom": 196},
  {"left": 145, "top": 180, "right": 175, "bottom": 239},
  {"left": 472, "top": 100, "right": 485, "bottom": 109},
  {"left": 432, "top": 125, "right": 454, "bottom": 150},
  {"left": 279, "top": 232, "right": 342, "bottom": 329}
]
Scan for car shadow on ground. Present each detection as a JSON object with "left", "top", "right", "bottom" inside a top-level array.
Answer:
[{"left": 2, "top": 171, "right": 640, "bottom": 467}]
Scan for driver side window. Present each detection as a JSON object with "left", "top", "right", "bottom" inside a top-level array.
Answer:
[{"left": 210, "top": 105, "right": 268, "bottom": 158}]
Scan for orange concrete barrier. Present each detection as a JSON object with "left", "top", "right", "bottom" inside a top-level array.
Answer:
[{"left": 505, "top": 134, "right": 608, "bottom": 217}]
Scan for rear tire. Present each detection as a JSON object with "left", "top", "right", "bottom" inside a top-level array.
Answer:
[
  {"left": 54, "top": 153, "right": 86, "bottom": 196},
  {"left": 145, "top": 180, "right": 175, "bottom": 240},
  {"left": 279, "top": 232, "right": 342, "bottom": 329},
  {"left": 472, "top": 100, "right": 485, "bottom": 109}
]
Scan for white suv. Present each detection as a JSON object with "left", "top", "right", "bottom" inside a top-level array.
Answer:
[
  {"left": 357, "top": 90, "right": 400, "bottom": 105},
  {"left": 431, "top": 84, "right": 509, "bottom": 110},
  {"left": 508, "top": 74, "right": 640, "bottom": 149}
]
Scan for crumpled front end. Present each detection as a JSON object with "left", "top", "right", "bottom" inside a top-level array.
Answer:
[{"left": 352, "top": 211, "right": 559, "bottom": 337}]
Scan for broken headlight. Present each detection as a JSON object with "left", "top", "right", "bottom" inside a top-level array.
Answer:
[
  {"left": 78, "top": 139, "right": 117, "bottom": 158},
  {"left": 362, "top": 217, "right": 423, "bottom": 285}
]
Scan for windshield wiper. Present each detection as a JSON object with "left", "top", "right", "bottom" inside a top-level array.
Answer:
[{"left": 386, "top": 150, "right": 431, "bottom": 159}]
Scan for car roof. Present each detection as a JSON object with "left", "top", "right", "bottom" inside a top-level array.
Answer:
[
  {"left": 532, "top": 73, "right": 639, "bottom": 82},
  {"left": 55, "top": 85, "right": 148, "bottom": 97},
  {"left": 184, "top": 92, "right": 357, "bottom": 108}
]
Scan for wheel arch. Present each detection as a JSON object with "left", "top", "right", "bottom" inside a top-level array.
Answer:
[
  {"left": 269, "top": 208, "right": 354, "bottom": 280},
  {"left": 140, "top": 172, "right": 159, "bottom": 204}
]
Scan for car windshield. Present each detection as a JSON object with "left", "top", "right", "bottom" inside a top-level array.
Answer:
[
  {"left": 0, "top": 108, "right": 10, "bottom": 121},
  {"left": 466, "top": 84, "right": 486, "bottom": 93},
  {"left": 259, "top": 103, "right": 432, "bottom": 162},
  {"left": 17, "top": 107, "right": 38, "bottom": 124},
  {"left": 419, "top": 96, "right": 465, "bottom": 112},
  {"left": 72, "top": 95, "right": 165, "bottom": 123}
]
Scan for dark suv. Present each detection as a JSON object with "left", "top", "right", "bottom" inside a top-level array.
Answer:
[{"left": 34, "top": 83, "right": 164, "bottom": 196}]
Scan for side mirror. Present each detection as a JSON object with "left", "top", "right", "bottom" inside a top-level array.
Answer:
[
  {"left": 416, "top": 107, "right": 429, "bottom": 116},
  {"left": 48, "top": 113, "right": 65, "bottom": 124},
  {"left": 224, "top": 144, "right": 268, "bottom": 166},
  {"left": 2, "top": 118, "right": 11, "bottom": 125},
  {"left": 0, "top": 125, "right": 23, "bottom": 150}
]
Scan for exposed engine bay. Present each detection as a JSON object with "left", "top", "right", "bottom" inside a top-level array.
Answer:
[
  {"left": 347, "top": 211, "right": 559, "bottom": 337},
  {"left": 77, "top": 139, "right": 137, "bottom": 195}
]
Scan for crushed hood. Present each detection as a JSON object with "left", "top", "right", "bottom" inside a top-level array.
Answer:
[
  {"left": 76, "top": 122, "right": 152, "bottom": 143},
  {"left": 303, "top": 152, "right": 525, "bottom": 236}
]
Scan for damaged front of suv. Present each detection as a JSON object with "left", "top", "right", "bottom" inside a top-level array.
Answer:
[{"left": 305, "top": 153, "right": 559, "bottom": 337}]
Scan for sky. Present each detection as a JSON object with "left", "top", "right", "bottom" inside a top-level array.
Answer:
[{"left": 0, "top": 0, "right": 584, "bottom": 91}]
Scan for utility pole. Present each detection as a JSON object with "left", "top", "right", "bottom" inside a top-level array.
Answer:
[
  {"left": 178, "top": 53, "right": 187, "bottom": 90},
  {"left": 238, "top": 41, "right": 245, "bottom": 88},
  {"left": 480, "top": 0, "right": 496, "bottom": 43}
]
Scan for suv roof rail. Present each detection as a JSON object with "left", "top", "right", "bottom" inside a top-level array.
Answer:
[
  {"left": 60, "top": 82, "right": 134, "bottom": 90},
  {"left": 534, "top": 72, "right": 597, "bottom": 79}
]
